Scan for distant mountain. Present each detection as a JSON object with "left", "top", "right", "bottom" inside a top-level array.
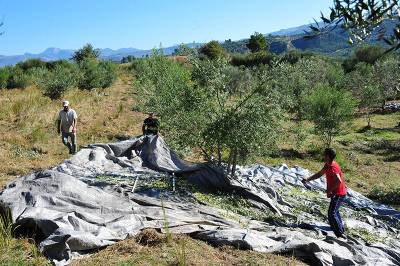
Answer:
[
  {"left": 1, "top": 19, "right": 397, "bottom": 66},
  {"left": 269, "top": 23, "right": 316, "bottom": 36},
  {"left": 223, "top": 19, "right": 397, "bottom": 57},
  {"left": 0, "top": 43, "right": 202, "bottom": 66}
]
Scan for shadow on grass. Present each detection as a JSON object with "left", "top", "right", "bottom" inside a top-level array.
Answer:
[
  {"left": 354, "top": 139, "right": 400, "bottom": 160},
  {"left": 269, "top": 148, "right": 323, "bottom": 161},
  {"left": 368, "top": 186, "right": 400, "bottom": 210}
]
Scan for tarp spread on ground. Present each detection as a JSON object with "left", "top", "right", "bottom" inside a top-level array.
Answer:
[{"left": 0, "top": 135, "right": 399, "bottom": 265}]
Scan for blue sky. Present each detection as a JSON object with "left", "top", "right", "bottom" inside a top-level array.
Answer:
[{"left": 0, "top": 0, "right": 332, "bottom": 55}]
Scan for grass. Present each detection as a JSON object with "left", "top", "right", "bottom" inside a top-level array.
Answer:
[
  {"left": 0, "top": 71, "right": 143, "bottom": 187},
  {"left": 367, "top": 186, "right": 400, "bottom": 208},
  {"left": 348, "top": 227, "right": 383, "bottom": 244},
  {"left": 0, "top": 68, "right": 399, "bottom": 264},
  {"left": 259, "top": 111, "right": 400, "bottom": 208},
  {"left": 193, "top": 191, "right": 287, "bottom": 226},
  {"left": 71, "top": 229, "right": 304, "bottom": 266},
  {"left": 0, "top": 212, "right": 50, "bottom": 266}
]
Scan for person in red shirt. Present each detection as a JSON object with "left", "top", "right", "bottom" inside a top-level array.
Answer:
[{"left": 302, "top": 148, "right": 347, "bottom": 238}]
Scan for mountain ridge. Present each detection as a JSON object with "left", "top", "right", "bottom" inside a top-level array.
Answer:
[
  {"left": 0, "top": 43, "right": 202, "bottom": 66},
  {"left": 1, "top": 19, "right": 396, "bottom": 66}
]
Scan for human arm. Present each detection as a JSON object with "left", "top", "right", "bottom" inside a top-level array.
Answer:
[
  {"left": 72, "top": 118, "right": 77, "bottom": 133},
  {"left": 302, "top": 167, "right": 325, "bottom": 184}
]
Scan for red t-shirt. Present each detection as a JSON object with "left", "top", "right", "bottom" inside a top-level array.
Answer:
[{"left": 323, "top": 161, "right": 347, "bottom": 196}]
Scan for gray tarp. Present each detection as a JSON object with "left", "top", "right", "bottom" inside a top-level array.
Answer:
[{"left": 0, "top": 135, "right": 399, "bottom": 265}]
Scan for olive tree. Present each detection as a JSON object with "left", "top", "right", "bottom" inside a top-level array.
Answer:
[
  {"left": 247, "top": 32, "right": 268, "bottom": 53},
  {"left": 373, "top": 56, "right": 400, "bottom": 108},
  {"left": 306, "top": 84, "right": 358, "bottom": 147},
  {"left": 360, "top": 84, "right": 383, "bottom": 128},
  {"left": 135, "top": 52, "right": 282, "bottom": 176},
  {"left": 311, "top": 0, "right": 400, "bottom": 51},
  {"left": 199, "top": 41, "right": 227, "bottom": 60},
  {"left": 39, "top": 65, "right": 76, "bottom": 100},
  {"left": 312, "top": 1, "right": 400, "bottom": 126},
  {"left": 72, "top": 44, "right": 100, "bottom": 63}
]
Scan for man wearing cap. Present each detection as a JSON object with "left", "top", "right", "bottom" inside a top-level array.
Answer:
[
  {"left": 142, "top": 112, "right": 159, "bottom": 135},
  {"left": 57, "top": 100, "right": 78, "bottom": 154}
]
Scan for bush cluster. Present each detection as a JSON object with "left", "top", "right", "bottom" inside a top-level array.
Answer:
[
  {"left": 77, "top": 59, "right": 117, "bottom": 90},
  {"left": 0, "top": 44, "right": 118, "bottom": 99},
  {"left": 39, "top": 65, "right": 76, "bottom": 100},
  {"left": 231, "top": 52, "right": 274, "bottom": 67}
]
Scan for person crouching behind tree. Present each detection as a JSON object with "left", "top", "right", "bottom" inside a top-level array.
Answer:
[
  {"left": 302, "top": 148, "right": 347, "bottom": 238},
  {"left": 57, "top": 100, "right": 78, "bottom": 154},
  {"left": 142, "top": 112, "right": 159, "bottom": 135}
]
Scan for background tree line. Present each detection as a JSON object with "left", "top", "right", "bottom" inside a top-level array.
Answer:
[{"left": 0, "top": 43, "right": 118, "bottom": 100}]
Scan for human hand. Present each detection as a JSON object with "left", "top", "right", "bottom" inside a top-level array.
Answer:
[
  {"left": 72, "top": 127, "right": 77, "bottom": 134},
  {"left": 326, "top": 191, "right": 333, "bottom": 198}
]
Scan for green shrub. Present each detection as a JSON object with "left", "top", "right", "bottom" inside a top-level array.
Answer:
[
  {"left": 342, "top": 45, "right": 384, "bottom": 72},
  {"left": 27, "top": 67, "right": 50, "bottom": 87},
  {"left": 231, "top": 52, "right": 274, "bottom": 67},
  {"left": 98, "top": 60, "right": 117, "bottom": 88},
  {"left": 7, "top": 67, "right": 30, "bottom": 89},
  {"left": 77, "top": 58, "right": 102, "bottom": 90},
  {"left": 39, "top": 65, "right": 75, "bottom": 99},
  {"left": 199, "top": 41, "right": 227, "bottom": 60},
  {"left": 72, "top": 43, "right": 100, "bottom": 63},
  {"left": 16, "top": 58, "right": 46, "bottom": 71},
  {"left": 279, "top": 50, "right": 315, "bottom": 64},
  {"left": 0, "top": 67, "right": 10, "bottom": 89},
  {"left": 45, "top": 59, "right": 74, "bottom": 70},
  {"left": 77, "top": 59, "right": 116, "bottom": 90},
  {"left": 247, "top": 32, "right": 268, "bottom": 53}
]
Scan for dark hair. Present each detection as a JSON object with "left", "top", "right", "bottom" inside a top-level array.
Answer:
[{"left": 324, "top": 148, "right": 336, "bottom": 160}]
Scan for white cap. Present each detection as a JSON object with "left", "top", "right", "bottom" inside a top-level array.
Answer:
[{"left": 62, "top": 100, "right": 69, "bottom": 107}]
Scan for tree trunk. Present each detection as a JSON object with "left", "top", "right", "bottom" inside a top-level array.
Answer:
[
  {"left": 327, "top": 133, "right": 333, "bottom": 148},
  {"left": 230, "top": 149, "right": 238, "bottom": 177},
  {"left": 217, "top": 143, "right": 222, "bottom": 166},
  {"left": 367, "top": 113, "right": 371, "bottom": 128},
  {"left": 226, "top": 151, "right": 233, "bottom": 174}
]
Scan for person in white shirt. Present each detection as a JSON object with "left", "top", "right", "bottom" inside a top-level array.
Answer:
[{"left": 57, "top": 100, "right": 78, "bottom": 154}]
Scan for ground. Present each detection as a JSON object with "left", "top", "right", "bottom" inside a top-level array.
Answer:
[
  {"left": 71, "top": 229, "right": 304, "bottom": 266},
  {"left": 0, "top": 67, "right": 399, "bottom": 265}
]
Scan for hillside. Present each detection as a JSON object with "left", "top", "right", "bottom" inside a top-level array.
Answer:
[
  {"left": 0, "top": 43, "right": 202, "bottom": 66},
  {"left": 223, "top": 19, "right": 397, "bottom": 57},
  {"left": 0, "top": 66, "right": 399, "bottom": 265},
  {"left": 0, "top": 71, "right": 308, "bottom": 265},
  {"left": 2, "top": 19, "right": 397, "bottom": 67}
]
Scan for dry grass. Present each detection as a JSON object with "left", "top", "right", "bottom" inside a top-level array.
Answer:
[
  {"left": 0, "top": 212, "right": 50, "bottom": 266},
  {"left": 0, "top": 68, "right": 399, "bottom": 264},
  {"left": 72, "top": 229, "right": 304, "bottom": 266},
  {"left": 0, "top": 72, "right": 144, "bottom": 187}
]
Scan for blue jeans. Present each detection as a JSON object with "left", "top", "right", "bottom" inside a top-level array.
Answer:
[
  {"left": 61, "top": 132, "right": 77, "bottom": 154},
  {"left": 328, "top": 195, "right": 346, "bottom": 237}
]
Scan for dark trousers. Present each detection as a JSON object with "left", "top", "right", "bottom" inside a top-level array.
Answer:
[
  {"left": 61, "top": 132, "right": 77, "bottom": 154},
  {"left": 328, "top": 195, "right": 346, "bottom": 237}
]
